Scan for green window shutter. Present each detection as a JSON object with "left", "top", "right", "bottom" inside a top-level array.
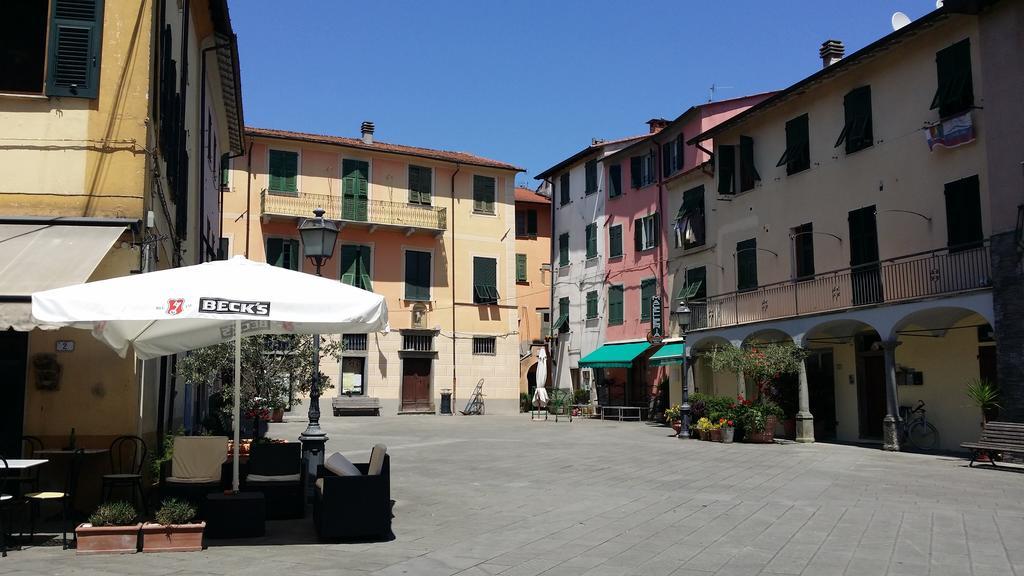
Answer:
[
  {"left": 586, "top": 223, "right": 597, "bottom": 259},
  {"left": 287, "top": 239, "right": 300, "bottom": 271},
  {"left": 585, "top": 160, "right": 597, "bottom": 194},
  {"left": 609, "top": 225, "right": 622, "bottom": 258},
  {"left": 357, "top": 246, "right": 373, "bottom": 290},
  {"left": 634, "top": 218, "right": 643, "bottom": 251},
  {"left": 405, "top": 250, "right": 430, "bottom": 300},
  {"left": 340, "top": 245, "right": 359, "bottom": 286},
  {"left": 559, "top": 297, "right": 569, "bottom": 321},
  {"left": 932, "top": 39, "right": 973, "bottom": 118},
  {"left": 220, "top": 154, "right": 230, "bottom": 187},
  {"left": 640, "top": 279, "right": 655, "bottom": 321},
  {"left": 662, "top": 142, "right": 673, "bottom": 178},
  {"left": 516, "top": 253, "right": 527, "bottom": 283},
  {"left": 609, "top": 164, "right": 622, "bottom": 198},
  {"left": 736, "top": 239, "right": 758, "bottom": 291},
  {"left": 560, "top": 173, "right": 570, "bottom": 205},
  {"left": 269, "top": 150, "right": 298, "bottom": 193},
  {"left": 46, "top": 0, "right": 104, "bottom": 98},
  {"left": 684, "top": 267, "right": 707, "bottom": 301},
  {"left": 608, "top": 285, "right": 623, "bottom": 325},
  {"left": 559, "top": 233, "right": 569, "bottom": 266},
  {"left": 847, "top": 206, "right": 879, "bottom": 266},
  {"left": 630, "top": 156, "right": 642, "bottom": 189},
  {"left": 473, "top": 257, "right": 498, "bottom": 303},
  {"left": 780, "top": 115, "right": 810, "bottom": 175},
  {"left": 944, "top": 175, "right": 982, "bottom": 250},
  {"left": 266, "top": 238, "right": 284, "bottom": 268},
  {"left": 473, "top": 175, "right": 495, "bottom": 213},
  {"left": 409, "top": 165, "right": 432, "bottom": 205},
  {"left": 838, "top": 86, "right": 873, "bottom": 153},
  {"left": 652, "top": 213, "right": 660, "bottom": 248},
  {"left": 717, "top": 145, "right": 735, "bottom": 194},
  {"left": 794, "top": 223, "right": 815, "bottom": 279},
  {"left": 268, "top": 151, "right": 281, "bottom": 192},
  {"left": 586, "top": 291, "right": 598, "bottom": 319},
  {"left": 739, "top": 135, "right": 758, "bottom": 192},
  {"left": 527, "top": 209, "right": 538, "bottom": 235}
]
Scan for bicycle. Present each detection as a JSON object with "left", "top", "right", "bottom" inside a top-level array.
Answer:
[{"left": 898, "top": 400, "right": 940, "bottom": 451}]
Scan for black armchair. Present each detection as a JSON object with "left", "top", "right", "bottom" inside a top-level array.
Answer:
[
  {"left": 242, "top": 442, "right": 304, "bottom": 519},
  {"left": 313, "top": 455, "right": 391, "bottom": 541}
]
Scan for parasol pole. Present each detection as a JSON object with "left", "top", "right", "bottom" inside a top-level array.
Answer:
[{"left": 233, "top": 319, "right": 241, "bottom": 492}]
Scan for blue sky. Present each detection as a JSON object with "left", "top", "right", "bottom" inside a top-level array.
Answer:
[{"left": 229, "top": 1, "right": 935, "bottom": 185}]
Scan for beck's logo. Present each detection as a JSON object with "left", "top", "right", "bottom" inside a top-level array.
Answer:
[
  {"left": 198, "top": 297, "right": 271, "bottom": 316},
  {"left": 166, "top": 298, "right": 185, "bottom": 315}
]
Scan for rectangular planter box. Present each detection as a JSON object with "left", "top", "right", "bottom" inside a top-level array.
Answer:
[
  {"left": 75, "top": 523, "right": 141, "bottom": 555},
  {"left": 141, "top": 522, "right": 205, "bottom": 552}
]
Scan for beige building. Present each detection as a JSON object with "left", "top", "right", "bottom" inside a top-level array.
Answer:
[
  {"left": 674, "top": 6, "right": 1011, "bottom": 451},
  {"left": 513, "top": 187, "right": 552, "bottom": 398},
  {"left": 221, "top": 125, "right": 524, "bottom": 415},
  {"left": 0, "top": 0, "right": 244, "bottom": 462}
]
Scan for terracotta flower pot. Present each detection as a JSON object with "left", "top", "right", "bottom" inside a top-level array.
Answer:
[
  {"left": 75, "top": 523, "right": 141, "bottom": 555},
  {"left": 141, "top": 522, "right": 205, "bottom": 552},
  {"left": 710, "top": 428, "right": 722, "bottom": 442},
  {"left": 671, "top": 420, "right": 682, "bottom": 434},
  {"left": 746, "top": 416, "right": 778, "bottom": 443},
  {"left": 699, "top": 429, "right": 710, "bottom": 441},
  {"left": 271, "top": 408, "right": 284, "bottom": 423}
]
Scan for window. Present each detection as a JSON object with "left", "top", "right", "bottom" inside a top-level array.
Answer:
[
  {"left": 608, "top": 225, "right": 623, "bottom": 258},
  {"left": 473, "top": 256, "right": 499, "bottom": 304},
  {"left": 640, "top": 278, "right": 656, "bottom": 321},
  {"left": 559, "top": 172, "right": 570, "bottom": 206},
  {"left": 220, "top": 154, "right": 231, "bottom": 189},
  {"left": 609, "top": 164, "right": 622, "bottom": 198},
  {"left": 931, "top": 38, "right": 973, "bottom": 118},
  {"left": 472, "top": 337, "right": 496, "bottom": 355},
  {"left": 680, "top": 267, "right": 706, "bottom": 301},
  {"left": 340, "top": 245, "right": 373, "bottom": 291},
  {"left": 538, "top": 309, "right": 551, "bottom": 335},
  {"left": 586, "top": 291, "right": 598, "bottom": 319},
  {"left": 944, "top": 175, "right": 983, "bottom": 250},
  {"left": 266, "top": 238, "right": 300, "bottom": 271},
  {"left": 630, "top": 151, "right": 656, "bottom": 188},
  {"left": 269, "top": 150, "right": 299, "bottom": 194},
  {"left": 1, "top": 0, "right": 104, "bottom": 97},
  {"left": 662, "top": 134, "right": 684, "bottom": 177},
  {"left": 793, "top": 223, "right": 815, "bottom": 279},
  {"left": 558, "top": 233, "right": 569, "bottom": 266},
  {"left": 836, "top": 86, "right": 873, "bottom": 154},
  {"left": 556, "top": 296, "right": 569, "bottom": 330},
  {"left": 736, "top": 239, "right": 758, "bottom": 292},
  {"left": 341, "top": 159, "right": 369, "bottom": 221},
  {"left": 585, "top": 223, "right": 598, "bottom": 259},
  {"left": 675, "top": 185, "right": 705, "bottom": 249},
  {"left": 516, "top": 253, "right": 528, "bottom": 283},
  {"left": 516, "top": 209, "right": 538, "bottom": 237},
  {"left": 404, "top": 250, "right": 431, "bottom": 300},
  {"left": 634, "top": 214, "right": 659, "bottom": 252},
  {"left": 408, "top": 165, "right": 432, "bottom": 205},
  {"left": 739, "top": 135, "right": 759, "bottom": 192},
  {"left": 218, "top": 237, "right": 230, "bottom": 260},
  {"left": 473, "top": 175, "right": 496, "bottom": 214},
  {"left": 342, "top": 334, "right": 368, "bottom": 352},
  {"left": 585, "top": 160, "right": 597, "bottom": 195},
  {"left": 777, "top": 114, "right": 810, "bottom": 175},
  {"left": 716, "top": 145, "right": 735, "bottom": 195},
  {"left": 607, "top": 285, "right": 624, "bottom": 325},
  {"left": 403, "top": 334, "right": 434, "bottom": 351}
]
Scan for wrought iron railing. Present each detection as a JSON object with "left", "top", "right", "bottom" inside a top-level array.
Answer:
[
  {"left": 687, "top": 242, "right": 991, "bottom": 331},
  {"left": 261, "top": 191, "right": 447, "bottom": 231}
]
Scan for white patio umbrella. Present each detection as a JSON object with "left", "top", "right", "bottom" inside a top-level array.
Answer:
[
  {"left": 533, "top": 347, "right": 548, "bottom": 408},
  {"left": 32, "top": 255, "right": 389, "bottom": 490}
]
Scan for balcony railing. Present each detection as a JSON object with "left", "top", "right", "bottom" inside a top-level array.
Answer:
[
  {"left": 261, "top": 191, "right": 447, "bottom": 232},
  {"left": 688, "top": 242, "right": 991, "bottom": 331}
]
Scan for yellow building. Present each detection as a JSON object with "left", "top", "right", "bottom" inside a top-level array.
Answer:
[
  {"left": 0, "top": 0, "right": 244, "bottom": 462},
  {"left": 221, "top": 124, "right": 524, "bottom": 415},
  {"left": 513, "top": 187, "right": 552, "bottom": 398}
]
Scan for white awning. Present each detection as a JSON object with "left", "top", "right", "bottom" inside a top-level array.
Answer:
[{"left": 0, "top": 224, "right": 125, "bottom": 331}]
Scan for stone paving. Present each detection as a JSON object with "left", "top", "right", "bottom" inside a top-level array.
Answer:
[{"left": 4, "top": 414, "right": 1024, "bottom": 576}]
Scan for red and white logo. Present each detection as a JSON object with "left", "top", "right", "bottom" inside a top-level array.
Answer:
[{"left": 166, "top": 298, "right": 185, "bottom": 315}]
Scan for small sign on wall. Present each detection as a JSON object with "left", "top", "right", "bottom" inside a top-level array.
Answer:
[{"left": 55, "top": 340, "right": 75, "bottom": 353}]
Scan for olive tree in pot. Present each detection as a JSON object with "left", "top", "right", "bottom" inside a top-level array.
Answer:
[
  {"left": 142, "top": 499, "right": 204, "bottom": 552},
  {"left": 76, "top": 501, "right": 141, "bottom": 554}
]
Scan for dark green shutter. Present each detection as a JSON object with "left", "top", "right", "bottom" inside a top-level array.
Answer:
[
  {"left": 838, "top": 86, "right": 873, "bottom": 153},
  {"left": 560, "top": 173, "right": 570, "bottom": 205},
  {"left": 848, "top": 206, "right": 879, "bottom": 266},
  {"left": 220, "top": 154, "right": 230, "bottom": 187},
  {"left": 685, "top": 267, "right": 707, "bottom": 300},
  {"left": 932, "top": 39, "right": 973, "bottom": 118},
  {"left": 473, "top": 257, "right": 498, "bottom": 303},
  {"left": 651, "top": 213, "right": 660, "bottom": 248},
  {"left": 608, "top": 285, "right": 623, "bottom": 325},
  {"left": 585, "top": 160, "right": 597, "bottom": 194},
  {"left": 662, "top": 142, "right": 673, "bottom": 178},
  {"left": 342, "top": 160, "right": 369, "bottom": 220},
  {"left": 634, "top": 219, "right": 643, "bottom": 251},
  {"left": 717, "top": 145, "right": 735, "bottom": 194},
  {"left": 630, "top": 156, "right": 642, "bottom": 189},
  {"left": 270, "top": 150, "right": 298, "bottom": 194},
  {"left": 780, "top": 115, "right": 810, "bottom": 175},
  {"left": 516, "top": 253, "right": 527, "bottom": 283},
  {"left": 609, "top": 225, "right": 622, "bottom": 258},
  {"left": 794, "top": 223, "right": 815, "bottom": 279},
  {"left": 358, "top": 246, "right": 373, "bottom": 290},
  {"left": 266, "top": 238, "right": 284, "bottom": 268},
  {"left": 739, "top": 135, "right": 758, "bottom": 192},
  {"left": 405, "top": 250, "right": 430, "bottom": 300},
  {"left": 586, "top": 223, "right": 597, "bottom": 259},
  {"left": 586, "top": 291, "right": 598, "bottom": 319},
  {"left": 288, "top": 239, "right": 300, "bottom": 271},
  {"left": 944, "top": 175, "right": 982, "bottom": 250},
  {"left": 559, "top": 233, "right": 569, "bottom": 266},
  {"left": 340, "top": 245, "right": 358, "bottom": 286},
  {"left": 474, "top": 175, "right": 495, "bottom": 213},
  {"left": 737, "top": 239, "right": 758, "bottom": 291},
  {"left": 46, "top": 0, "right": 104, "bottom": 98},
  {"left": 609, "top": 164, "right": 622, "bottom": 198},
  {"left": 640, "top": 279, "right": 655, "bottom": 320},
  {"left": 527, "top": 209, "right": 538, "bottom": 235},
  {"left": 409, "top": 165, "right": 431, "bottom": 205}
]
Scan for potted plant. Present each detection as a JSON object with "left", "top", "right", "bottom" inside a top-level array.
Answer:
[
  {"left": 696, "top": 417, "right": 713, "bottom": 440},
  {"left": 966, "top": 378, "right": 1000, "bottom": 425},
  {"left": 76, "top": 501, "right": 141, "bottom": 554},
  {"left": 720, "top": 419, "right": 735, "bottom": 443},
  {"left": 739, "top": 398, "right": 783, "bottom": 443},
  {"left": 665, "top": 404, "right": 682, "bottom": 434},
  {"left": 709, "top": 419, "right": 723, "bottom": 442},
  {"left": 142, "top": 498, "right": 204, "bottom": 552}
]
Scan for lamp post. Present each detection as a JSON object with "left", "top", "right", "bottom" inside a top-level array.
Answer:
[
  {"left": 297, "top": 208, "right": 339, "bottom": 489},
  {"left": 674, "top": 302, "right": 692, "bottom": 439}
]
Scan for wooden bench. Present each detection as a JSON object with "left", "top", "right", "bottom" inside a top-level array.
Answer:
[
  {"left": 331, "top": 396, "right": 381, "bottom": 417},
  {"left": 960, "top": 421, "right": 1024, "bottom": 467}
]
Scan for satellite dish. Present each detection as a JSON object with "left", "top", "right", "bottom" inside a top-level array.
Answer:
[
  {"left": 891, "top": 11, "right": 912, "bottom": 30},
  {"left": 936, "top": 0, "right": 944, "bottom": 8}
]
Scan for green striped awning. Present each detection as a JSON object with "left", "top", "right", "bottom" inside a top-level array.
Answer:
[
  {"left": 649, "top": 343, "right": 685, "bottom": 366},
  {"left": 579, "top": 342, "right": 651, "bottom": 369}
]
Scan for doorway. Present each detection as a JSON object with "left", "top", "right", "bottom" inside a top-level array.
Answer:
[
  {"left": 341, "top": 357, "right": 365, "bottom": 396},
  {"left": 849, "top": 206, "right": 882, "bottom": 305},
  {"left": 401, "top": 357, "right": 432, "bottom": 412},
  {"left": 856, "top": 334, "right": 886, "bottom": 439},
  {"left": 806, "top": 350, "right": 837, "bottom": 440},
  {"left": 1, "top": 330, "right": 28, "bottom": 458}
]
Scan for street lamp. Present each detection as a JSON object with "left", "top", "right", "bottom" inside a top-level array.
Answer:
[
  {"left": 297, "top": 208, "right": 339, "bottom": 490},
  {"left": 674, "top": 302, "right": 692, "bottom": 439}
]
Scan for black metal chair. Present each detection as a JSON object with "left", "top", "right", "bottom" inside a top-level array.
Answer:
[
  {"left": 25, "top": 449, "right": 81, "bottom": 550},
  {"left": 1, "top": 456, "right": 15, "bottom": 557},
  {"left": 101, "top": 436, "right": 148, "bottom": 515},
  {"left": 15, "top": 436, "right": 44, "bottom": 495}
]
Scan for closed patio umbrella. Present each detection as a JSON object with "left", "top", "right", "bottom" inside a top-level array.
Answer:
[
  {"left": 533, "top": 347, "right": 548, "bottom": 408},
  {"left": 32, "top": 256, "right": 389, "bottom": 490}
]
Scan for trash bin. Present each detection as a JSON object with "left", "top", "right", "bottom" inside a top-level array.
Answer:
[{"left": 440, "top": 389, "right": 452, "bottom": 415}]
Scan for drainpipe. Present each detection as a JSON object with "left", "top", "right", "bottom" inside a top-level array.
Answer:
[
  {"left": 198, "top": 42, "right": 231, "bottom": 263},
  {"left": 541, "top": 177, "right": 555, "bottom": 385},
  {"left": 244, "top": 140, "right": 253, "bottom": 257},
  {"left": 450, "top": 163, "right": 461, "bottom": 411}
]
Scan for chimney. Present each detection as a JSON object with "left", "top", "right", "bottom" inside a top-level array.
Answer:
[
  {"left": 646, "top": 118, "right": 670, "bottom": 134},
  {"left": 819, "top": 39, "right": 844, "bottom": 68},
  {"left": 360, "top": 121, "right": 375, "bottom": 144}
]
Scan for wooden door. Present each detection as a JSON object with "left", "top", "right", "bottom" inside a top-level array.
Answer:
[
  {"left": 0, "top": 331, "right": 28, "bottom": 458},
  {"left": 858, "top": 354, "right": 886, "bottom": 439},
  {"left": 401, "top": 358, "right": 432, "bottom": 410},
  {"left": 342, "top": 159, "right": 369, "bottom": 221}
]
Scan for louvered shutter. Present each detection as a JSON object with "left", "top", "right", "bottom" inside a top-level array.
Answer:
[
  {"left": 717, "top": 145, "right": 735, "bottom": 194},
  {"left": 640, "top": 279, "right": 655, "bottom": 320},
  {"left": 526, "top": 209, "right": 538, "bottom": 235},
  {"left": 944, "top": 175, "right": 982, "bottom": 250},
  {"left": 586, "top": 223, "right": 597, "bottom": 258},
  {"left": 651, "top": 213, "right": 660, "bottom": 248},
  {"left": 559, "top": 173, "right": 570, "bottom": 205},
  {"left": 685, "top": 267, "right": 707, "bottom": 301},
  {"left": 739, "top": 136, "right": 758, "bottom": 192},
  {"left": 634, "top": 220, "right": 643, "bottom": 251},
  {"left": 737, "top": 239, "right": 758, "bottom": 291},
  {"left": 516, "top": 253, "right": 527, "bottom": 283},
  {"left": 609, "top": 225, "right": 622, "bottom": 258},
  {"left": 608, "top": 285, "right": 623, "bottom": 325},
  {"left": 559, "top": 233, "right": 569, "bottom": 266},
  {"left": 609, "top": 164, "right": 622, "bottom": 198},
  {"left": 46, "top": 0, "right": 104, "bottom": 98},
  {"left": 340, "top": 245, "right": 358, "bottom": 285},
  {"left": 586, "top": 291, "right": 598, "bottom": 319},
  {"left": 266, "top": 238, "right": 284, "bottom": 268},
  {"left": 932, "top": 39, "right": 973, "bottom": 118},
  {"left": 630, "top": 156, "right": 642, "bottom": 189},
  {"left": 662, "top": 142, "right": 673, "bottom": 178}
]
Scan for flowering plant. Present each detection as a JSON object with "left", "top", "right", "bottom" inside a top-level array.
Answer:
[
  {"left": 664, "top": 404, "right": 682, "bottom": 422},
  {"left": 695, "top": 417, "right": 713, "bottom": 431},
  {"left": 719, "top": 418, "right": 734, "bottom": 429}
]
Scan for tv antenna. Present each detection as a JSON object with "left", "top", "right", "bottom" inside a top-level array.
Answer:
[
  {"left": 708, "top": 83, "right": 733, "bottom": 102},
  {"left": 891, "top": 11, "right": 911, "bottom": 30}
]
